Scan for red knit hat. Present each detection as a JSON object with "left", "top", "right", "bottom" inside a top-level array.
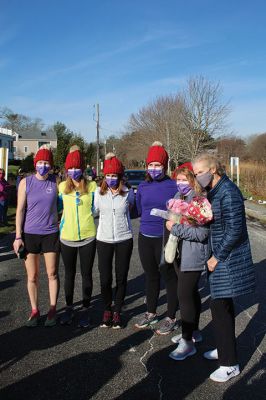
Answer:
[
  {"left": 177, "top": 162, "right": 193, "bottom": 171},
  {"left": 65, "top": 145, "right": 84, "bottom": 171},
  {"left": 171, "top": 162, "right": 194, "bottom": 180},
  {"left": 34, "top": 145, "right": 53, "bottom": 167},
  {"left": 103, "top": 153, "right": 124, "bottom": 175},
  {"left": 146, "top": 141, "right": 169, "bottom": 169}
]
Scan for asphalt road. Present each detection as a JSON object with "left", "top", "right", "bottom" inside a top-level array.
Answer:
[{"left": 0, "top": 218, "right": 265, "bottom": 400}]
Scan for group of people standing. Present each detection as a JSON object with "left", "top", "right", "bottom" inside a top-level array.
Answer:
[{"left": 13, "top": 141, "right": 255, "bottom": 383}]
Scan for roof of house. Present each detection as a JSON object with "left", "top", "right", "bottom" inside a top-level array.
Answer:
[{"left": 17, "top": 129, "right": 57, "bottom": 140}]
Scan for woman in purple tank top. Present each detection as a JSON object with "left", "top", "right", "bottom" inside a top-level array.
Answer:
[{"left": 13, "top": 145, "right": 59, "bottom": 328}]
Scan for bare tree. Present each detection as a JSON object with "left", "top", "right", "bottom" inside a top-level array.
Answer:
[
  {"left": 0, "top": 107, "right": 44, "bottom": 134},
  {"left": 216, "top": 135, "right": 247, "bottom": 164},
  {"left": 124, "top": 76, "right": 230, "bottom": 167},
  {"left": 178, "top": 76, "right": 231, "bottom": 160},
  {"left": 247, "top": 133, "right": 266, "bottom": 163},
  {"left": 127, "top": 95, "right": 185, "bottom": 165}
]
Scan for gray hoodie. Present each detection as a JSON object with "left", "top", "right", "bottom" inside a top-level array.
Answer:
[{"left": 94, "top": 186, "right": 134, "bottom": 243}]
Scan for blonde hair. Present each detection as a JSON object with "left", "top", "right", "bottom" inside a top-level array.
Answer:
[
  {"left": 193, "top": 153, "right": 225, "bottom": 176},
  {"left": 63, "top": 176, "right": 88, "bottom": 194}
]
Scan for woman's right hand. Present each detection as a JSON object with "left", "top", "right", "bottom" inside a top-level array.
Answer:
[{"left": 13, "top": 238, "right": 24, "bottom": 255}]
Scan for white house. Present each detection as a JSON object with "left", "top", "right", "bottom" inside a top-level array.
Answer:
[{"left": 0, "top": 127, "right": 15, "bottom": 160}]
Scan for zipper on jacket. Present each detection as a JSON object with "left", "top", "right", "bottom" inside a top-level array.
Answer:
[
  {"left": 112, "top": 194, "right": 116, "bottom": 241},
  {"left": 76, "top": 200, "right": 81, "bottom": 240}
]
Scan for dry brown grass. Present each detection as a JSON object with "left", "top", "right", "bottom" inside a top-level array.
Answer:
[{"left": 227, "top": 161, "right": 266, "bottom": 198}]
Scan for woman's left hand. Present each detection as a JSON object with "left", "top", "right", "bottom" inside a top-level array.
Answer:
[
  {"left": 166, "top": 220, "right": 175, "bottom": 231},
  {"left": 207, "top": 256, "right": 218, "bottom": 272}
]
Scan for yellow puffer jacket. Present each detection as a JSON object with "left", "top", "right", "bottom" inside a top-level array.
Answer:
[{"left": 59, "top": 181, "right": 97, "bottom": 241}]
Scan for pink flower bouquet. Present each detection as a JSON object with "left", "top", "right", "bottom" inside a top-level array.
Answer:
[
  {"left": 167, "top": 196, "right": 213, "bottom": 226},
  {"left": 163, "top": 196, "right": 213, "bottom": 263}
]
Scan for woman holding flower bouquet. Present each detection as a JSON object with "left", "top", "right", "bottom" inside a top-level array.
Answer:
[
  {"left": 193, "top": 153, "right": 255, "bottom": 383},
  {"left": 166, "top": 164, "right": 211, "bottom": 361}
]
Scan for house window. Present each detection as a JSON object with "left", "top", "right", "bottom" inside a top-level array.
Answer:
[
  {"left": 9, "top": 141, "right": 13, "bottom": 152},
  {"left": 24, "top": 146, "right": 28, "bottom": 153},
  {"left": 13, "top": 146, "right": 17, "bottom": 153},
  {"left": 41, "top": 132, "right": 46, "bottom": 136},
  {"left": 38, "top": 141, "right": 50, "bottom": 148},
  {"left": 0, "top": 139, "right": 2, "bottom": 147}
]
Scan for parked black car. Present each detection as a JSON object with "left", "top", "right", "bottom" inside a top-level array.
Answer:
[{"left": 124, "top": 169, "right": 146, "bottom": 191}]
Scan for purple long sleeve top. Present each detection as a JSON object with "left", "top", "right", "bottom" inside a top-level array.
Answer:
[{"left": 136, "top": 177, "right": 177, "bottom": 237}]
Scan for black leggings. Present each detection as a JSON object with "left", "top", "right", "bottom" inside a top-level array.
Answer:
[
  {"left": 60, "top": 240, "right": 96, "bottom": 308},
  {"left": 210, "top": 298, "right": 237, "bottom": 366},
  {"left": 97, "top": 239, "right": 133, "bottom": 313},
  {"left": 138, "top": 233, "right": 178, "bottom": 318},
  {"left": 175, "top": 265, "right": 202, "bottom": 340}
]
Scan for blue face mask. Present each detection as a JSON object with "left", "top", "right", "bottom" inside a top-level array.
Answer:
[
  {"left": 148, "top": 168, "right": 164, "bottom": 180},
  {"left": 68, "top": 169, "right": 82, "bottom": 181},
  {"left": 36, "top": 165, "right": 50, "bottom": 176},
  {"left": 176, "top": 183, "right": 191, "bottom": 195},
  {"left": 106, "top": 177, "right": 118, "bottom": 188}
]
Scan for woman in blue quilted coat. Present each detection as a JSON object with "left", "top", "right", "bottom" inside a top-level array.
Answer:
[{"left": 193, "top": 153, "right": 255, "bottom": 383}]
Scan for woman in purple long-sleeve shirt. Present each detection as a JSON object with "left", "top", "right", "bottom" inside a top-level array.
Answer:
[{"left": 135, "top": 141, "right": 178, "bottom": 335}]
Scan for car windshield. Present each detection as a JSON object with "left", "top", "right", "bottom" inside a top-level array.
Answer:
[{"left": 125, "top": 171, "right": 146, "bottom": 180}]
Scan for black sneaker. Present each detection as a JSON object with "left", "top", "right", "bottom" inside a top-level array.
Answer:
[
  {"left": 112, "top": 312, "right": 122, "bottom": 329},
  {"left": 100, "top": 310, "right": 113, "bottom": 328}
]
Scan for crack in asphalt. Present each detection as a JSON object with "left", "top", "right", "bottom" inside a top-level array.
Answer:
[{"left": 138, "top": 329, "right": 164, "bottom": 399}]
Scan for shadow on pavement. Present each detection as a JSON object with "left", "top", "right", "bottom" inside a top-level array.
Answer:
[
  {"left": 223, "top": 356, "right": 266, "bottom": 400},
  {"left": 0, "top": 330, "right": 153, "bottom": 400},
  {"left": 0, "top": 278, "right": 20, "bottom": 291}
]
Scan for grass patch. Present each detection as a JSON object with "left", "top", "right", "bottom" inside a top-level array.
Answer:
[
  {"left": 0, "top": 206, "right": 16, "bottom": 236},
  {"left": 227, "top": 161, "right": 266, "bottom": 200},
  {"left": 8, "top": 165, "right": 19, "bottom": 175}
]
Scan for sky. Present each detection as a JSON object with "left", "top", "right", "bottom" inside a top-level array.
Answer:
[{"left": 1, "top": 0, "right": 266, "bottom": 142}]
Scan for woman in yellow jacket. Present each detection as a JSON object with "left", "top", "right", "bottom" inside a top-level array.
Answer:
[{"left": 59, "top": 146, "right": 97, "bottom": 327}]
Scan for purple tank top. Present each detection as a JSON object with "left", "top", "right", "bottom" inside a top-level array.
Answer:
[{"left": 24, "top": 174, "right": 58, "bottom": 234}]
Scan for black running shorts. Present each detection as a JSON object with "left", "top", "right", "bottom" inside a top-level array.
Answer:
[{"left": 23, "top": 232, "right": 59, "bottom": 254}]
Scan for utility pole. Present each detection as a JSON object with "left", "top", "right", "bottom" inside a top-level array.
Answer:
[{"left": 96, "top": 104, "right": 100, "bottom": 175}]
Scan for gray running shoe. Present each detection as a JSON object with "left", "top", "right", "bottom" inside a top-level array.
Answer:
[
  {"left": 156, "top": 317, "right": 178, "bottom": 335},
  {"left": 171, "top": 330, "right": 203, "bottom": 344},
  {"left": 169, "top": 338, "right": 196, "bottom": 361},
  {"left": 135, "top": 312, "right": 158, "bottom": 329}
]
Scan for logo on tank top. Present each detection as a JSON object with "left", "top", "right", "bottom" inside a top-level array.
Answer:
[{"left": 46, "top": 186, "right": 53, "bottom": 194}]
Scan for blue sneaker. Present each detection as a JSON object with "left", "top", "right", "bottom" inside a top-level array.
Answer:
[
  {"left": 78, "top": 308, "right": 91, "bottom": 328},
  {"left": 60, "top": 307, "right": 74, "bottom": 326}
]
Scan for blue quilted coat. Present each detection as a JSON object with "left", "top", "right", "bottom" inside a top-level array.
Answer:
[{"left": 207, "top": 174, "right": 255, "bottom": 299}]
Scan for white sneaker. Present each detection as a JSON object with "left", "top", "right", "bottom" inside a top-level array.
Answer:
[
  {"left": 203, "top": 348, "right": 218, "bottom": 360},
  {"left": 171, "top": 330, "right": 203, "bottom": 344},
  {"left": 209, "top": 365, "right": 240, "bottom": 382},
  {"left": 169, "top": 338, "right": 196, "bottom": 361}
]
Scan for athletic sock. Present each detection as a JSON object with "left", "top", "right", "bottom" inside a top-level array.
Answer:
[{"left": 47, "top": 306, "right": 56, "bottom": 319}]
